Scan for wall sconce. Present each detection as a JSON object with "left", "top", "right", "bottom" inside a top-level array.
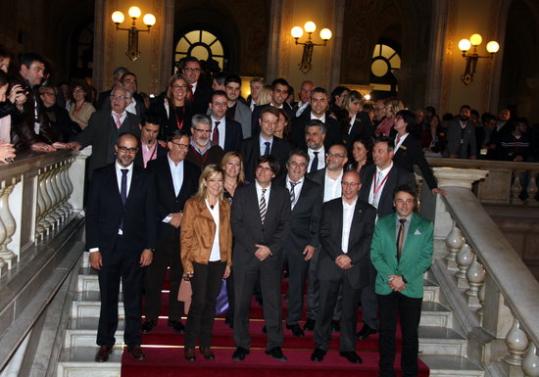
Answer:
[
  {"left": 290, "top": 21, "right": 332, "bottom": 74},
  {"left": 111, "top": 6, "right": 156, "bottom": 61},
  {"left": 458, "top": 33, "right": 500, "bottom": 85}
]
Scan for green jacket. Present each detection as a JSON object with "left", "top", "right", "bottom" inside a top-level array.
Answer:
[{"left": 370, "top": 212, "right": 433, "bottom": 298}]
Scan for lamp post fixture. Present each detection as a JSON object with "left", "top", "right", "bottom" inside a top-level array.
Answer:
[
  {"left": 111, "top": 6, "right": 156, "bottom": 62},
  {"left": 458, "top": 33, "right": 500, "bottom": 85},
  {"left": 290, "top": 21, "right": 332, "bottom": 74}
]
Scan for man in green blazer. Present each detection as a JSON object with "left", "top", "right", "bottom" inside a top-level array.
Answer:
[{"left": 370, "top": 185, "right": 433, "bottom": 377}]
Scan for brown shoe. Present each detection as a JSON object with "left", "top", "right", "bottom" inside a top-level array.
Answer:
[
  {"left": 200, "top": 346, "right": 215, "bottom": 360},
  {"left": 95, "top": 345, "right": 113, "bottom": 362},
  {"left": 127, "top": 345, "right": 145, "bottom": 361},
  {"left": 184, "top": 347, "right": 196, "bottom": 362}
]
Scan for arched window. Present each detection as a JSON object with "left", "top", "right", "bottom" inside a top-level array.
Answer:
[
  {"left": 370, "top": 43, "right": 401, "bottom": 94},
  {"left": 175, "top": 30, "right": 225, "bottom": 69}
]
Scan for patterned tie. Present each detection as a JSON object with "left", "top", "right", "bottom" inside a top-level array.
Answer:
[
  {"left": 212, "top": 121, "right": 220, "bottom": 146},
  {"left": 310, "top": 151, "right": 319, "bottom": 173},
  {"left": 113, "top": 113, "right": 122, "bottom": 129},
  {"left": 263, "top": 141, "right": 271, "bottom": 156},
  {"left": 120, "top": 169, "right": 128, "bottom": 205},
  {"left": 259, "top": 188, "right": 267, "bottom": 224},
  {"left": 396, "top": 218, "right": 406, "bottom": 261},
  {"left": 187, "top": 84, "right": 194, "bottom": 101},
  {"left": 289, "top": 181, "right": 298, "bottom": 209}
]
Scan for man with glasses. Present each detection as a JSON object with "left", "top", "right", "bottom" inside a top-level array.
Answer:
[
  {"left": 142, "top": 130, "right": 201, "bottom": 334},
  {"left": 209, "top": 90, "right": 243, "bottom": 152},
  {"left": 186, "top": 114, "right": 224, "bottom": 168},
  {"left": 87, "top": 132, "right": 157, "bottom": 362},
  {"left": 180, "top": 57, "right": 211, "bottom": 115},
  {"left": 74, "top": 86, "right": 140, "bottom": 179}
]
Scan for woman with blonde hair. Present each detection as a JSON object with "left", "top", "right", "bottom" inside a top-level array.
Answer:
[
  {"left": 375, "top": 98, "right": 405, "bottom": 137},
  {"left": 181, "top": 164, "right": 232, "bottom": 361},
  {"left": 256, "top": 85, "right": 273, "bottom": 106}
]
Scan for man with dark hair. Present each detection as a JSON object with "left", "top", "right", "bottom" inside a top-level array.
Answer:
[
  {"left": 96, "top": 66, "right": 129, "bottom": 110},
  {"left": 305, "top": 120, "right": 327, "bottom": 173},
  {"left": 291, "top": 87, "right": 342, "bottom": 149},
  {"left": 231, "top": 155, "right": 291, "bottom": 361},
  {"left": 371, "top": 185, "right": 433, "bottom": 377},
  {"left": 225, "top": 74, "right": 252, "bottom": 139},
  {"left": 212, "top": 72, "right": 227, "bottom": 91},
  {"left": 87, "top": 132, "right": 156, "bottom": 362},
  {"left": 142, "top": 131, "right": 200, "bottom": 334},
  {"left": 242, "top": 106, "right": 291, "bottom": 182},
  {"left": 135, "top": 113, "right": 167, "bottom": 169},
  {"left": 186, "top": 114, "right": 224, "bottom": 168},
  {"left": 209, "top": 90, "right": 243, "bottom": 152},
  {"left": 120, "top": 71, "right": 145, "bottom": 119},
  {"left": 445, "top": 105, "right": 477, "bottom": 159},
  {"left": 180, "top": 57, "right": 212, "bottom": 115},
  {"left": 251, "top": 78, "right": 294, "bottom": 136}
]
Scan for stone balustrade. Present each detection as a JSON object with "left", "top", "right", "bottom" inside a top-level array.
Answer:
[
  {"left": 0, "top": 149, "right": 88, "bottom": 278},
  {"left": 427, "top": 157, "right": 539, "bottom": 206},
  {"left": 427, "top": 166, "right": 539, "bottom": 377}
]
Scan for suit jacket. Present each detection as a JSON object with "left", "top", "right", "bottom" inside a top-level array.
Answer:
[
  {"left": 343, "top": 111, "right": 374, "bottom": 145},
  {"left": 318, "top": 198, "right": 376, "bottom": 289},
  {"left": 146, "top": 156, "right": 201, "bottom": 240},
  {"left": 233, "top": 100, "right": 252, "bottom": 139},
  {"left": 251, "top": 103, "right": 294, "bottom": 137},
  {"left": 445, "top": 119, "right": 477, "bottom": 158},
  {"left": 231, "top": 183, "right": 291, "bottom": 267},
  {"left": 393, "top": 134, "right": 437, "bottom": 190},
  {"left": 241, "top": 136, "right": 291, "bottom": 182},
  {"left": 85, "top": 163, "right": 157, "bottom": 255},
  {"left": 290, "top": 111, "right": 343, "bottom": 149},
  {"left": 149, "top": 94, "right": 193, "bottom": 140},
  {"left": 275, "top": 175, "right": 322, "bottom": 251},
  {"left": 180, "top": 197, "right": 233, "bottom": 274},
  {"left": 191, "top": 79, "right": 212, "bottom": 116},
  {"left": 134, "top": 142, "right": 168, "bottom": 169},
  {"left": 371, "top": 212, "right": 433, "bottom": 298},
  {"left": 221, "top": 117, "right": 243, "bottom": 152},
  {"left": 359, "top": 164, "right": 416, "bottom": 217},
  {"left": 75, "top": 110, "right": 141, "bottom": 177}
]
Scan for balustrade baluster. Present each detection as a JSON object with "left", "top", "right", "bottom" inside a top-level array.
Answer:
[
  {"left": 0, "top": 177, "right": 18, "bottom": 268},
  {"left": 0, "top": 185, "right": 7, "bottom": 273},
  {"left": 505, "top": 319, "right": 529, "bottom": 366},
  {"left": 445, "top": 224, "right": 464, "bottom": 270},
  {"left": 465, "top": 255, "right": 486, "bottom": 309},
  {"left": 523, "top": 344, "right": 539, "bottom": 377},
  {"left": 35, "top": 169, "right": 46, "bottom": 240},
  {"left": 527, "top": 170, "right": 538, "bottom": 207},
  {"left": 456, "top": 243, "right": 474, "bottom": 288},
  {"left": 511, "top": 170, "right": 524, "bottom": 204}
]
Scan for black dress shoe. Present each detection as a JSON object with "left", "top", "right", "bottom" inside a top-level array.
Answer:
[
  {"left": 339, "top": 351, "right": 362, "bottom": 364},
  {"left": 356, "top": 324, "right": 377, "bottom": 340},
  {"left": 168, "top": 319, "right": 185, "bottom": 333},
  {"left": 95, "top": 345, "right": 113, "bottom": 362},
  {"left": 184, "top": 347, "right": 196, "bottom": 362},
  {"left": 232, "top": 347, "right": 249, "bottom": 361},
  {"left": 310, "top": 348, "right": 326, "bottom": 362},
  {"left": 303, "top": 318, "right": 315, "bottom": 331},
  {"left": 127, "top": 345, "right": 145, "bottom": 361},
  {"left": 331, "top": 320, "right": 341, "bottom": 332},
  {"left": 141, "top": 318, "right": 157, "bottom": 333},
  {"left": 265, "top": 347, "right": 287, "bottom": 361},
  {"left": 286, "top": 324, "right": 305, "bottom": 337},
  {"left": 200, "top": 346, "right": 215, "bottom": 360}
]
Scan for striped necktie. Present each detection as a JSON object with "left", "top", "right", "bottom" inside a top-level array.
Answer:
[{"left": 259, "top": 188, "right": 267, "bottom": 224}]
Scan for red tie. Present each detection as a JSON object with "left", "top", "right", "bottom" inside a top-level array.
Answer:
[
  {"left": 396, "top": 135, "right": 401, "bottom": 145},
  {"left": 212, "top": 121, "right": 220, "bottom": 146},
  {"left": 187, "top": 84, "right": 194, "bottom": 101}
]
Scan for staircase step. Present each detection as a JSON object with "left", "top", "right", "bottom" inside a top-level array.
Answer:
[
  {"left": 57, "top": 346, "right": 121, "bottom": 377},
  {"left": 420, "top": 355, "right": 484, "bottom": 377}
]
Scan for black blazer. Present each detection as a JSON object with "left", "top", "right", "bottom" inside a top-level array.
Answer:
[
  {"left": 85, "top": 164, "right": 157, "bottom": 255},
  {"left": 251, "top": 103, "right": 294, "bottom": 137},
  {"left": 290, "top": 111, "right": 343, "bottom": 149},
  {"left": 275, "top": 175, "right": 323, "bottom": 251},
  {"left": 343, "top": 111, "right": 374, "bottom": 146},
  {"left": 241, "top": 136, "right": 291, "bottom": 182},
  {"left": 359, "top": 164, "right": 416, "bottom": 217},
  {"left": 149, "top": 94, "right": 193, "bottom": 140},
  {"left": 393, "top": 135, "right": 437, "bottom": 190},
  {"left": 191, "top": 79, "right": 212, "bottom": 115},
  {"left": 222, "top": 117, "right": 243, "bottom": 152},
  {"left": 146, "top": 156, "right": 201, "bottom": 239},
  {"left": 134, "top": 143, "right": 168, "bottom": 169},
  {"left": 317, "top": 198, "right": 376, "bottom": 289},
  {"left": 231, "top": 183, "right": 291, "bottom": 267}
]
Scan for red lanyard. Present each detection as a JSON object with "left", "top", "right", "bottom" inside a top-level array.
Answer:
[{"left": 373, "top": 171, "right": 389, "bottom": 195}]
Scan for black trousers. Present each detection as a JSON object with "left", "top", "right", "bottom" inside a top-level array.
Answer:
[
  {"left": 378, "top": 292, "right": 423, "bottom": 377},
  {"left": 185, "top": 261, "right": 226, "bottom": 348},
  {"left": 234, "top": 257, "right": 283, "bottom": 350},
  {"left": 314, "top": 277, "right": 360, "bottom": 352},
  {"left": 143, "top": 231, "right": 183, "bottom": 320},
  {"left": 97, "top": 236, "right": 144, "bottom": 347},
  {"left": 284, "top": 247, "right": 309, "bottom": 325}
]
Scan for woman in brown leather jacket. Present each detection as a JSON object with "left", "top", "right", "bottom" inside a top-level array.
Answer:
[{"left": 180, "top": 164, "right": 232, "bottom": 362}]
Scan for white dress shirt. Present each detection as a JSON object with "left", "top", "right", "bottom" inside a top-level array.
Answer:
[
  {"left": 323, "top": 170, "right": 343, "bottom": 203},
  {"left": 348, "top": 113, "right": 357, "bottom": 135},
  {"left": 341, "top": 198, "right": 358, "bottom": 253},
  {"left": 259, "top": 135, "right": 273, "bottom": 155},
  {"left": 311, "top": 112, "right": 326, "bottom": 123},
  {"left": 296, "top": 101, "right": 309, "bottom": 117},
  {"left": 286, "top": 176, "right": 304, "bottom": 209},
  {"left": 394, "top": 133, "right": 409, "bottom": 153},
  {"left": 162, "top": 157, "right": 184, "bottom": 223},
  {"left": 368, "top": 162, "right": 393, "bottom": 209},
  {"left": 255, "top": 181, "right": 271, "bottom": 207},
  {"left": 211, "top": 116, "right": 226, "bottom": 149},
  {"left": 307, "top": 147, "right": 325, "bottom": 171},
  {"left": 125, "top": 98, "right": 137, "bottom": 116},
  {"left": 206, "top": 199, "right": 221, "bottom": 262}
]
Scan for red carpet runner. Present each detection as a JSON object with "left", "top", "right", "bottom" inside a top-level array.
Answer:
[{"left": 121, "top": 282, "right": 430, "bottom": 376}]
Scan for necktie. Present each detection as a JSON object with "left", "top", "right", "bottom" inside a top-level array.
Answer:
[
  {"left": 310, "top": 151, "right": 319, "bottom": 173},
  {"left": 120, "top": 169, "right": 128, "bottom": 205},
  {"left": 289, "top": 181, "right": 298, "bottom": 208},
  {"left": 113, "top": 113, "right": 122, "bottom": 129},
  {"left": 188, "top": 84, "right": 194, "bottom": 100},
  {"left": 259, "top": 188, "right": 267, "bottom": 224},
  {"left": 396, "top": 135, "right": 401, "bottom": 146},
  {"left": 212, "top": 121, "right": 220, "bottom": 146},
  {"left": 396, "top": 218, "right": 406, "bottom": 261},
  {"left": 263, "top": 141, "right": 271, "bottom": 156}
]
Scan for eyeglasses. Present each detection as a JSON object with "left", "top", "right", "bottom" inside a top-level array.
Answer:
[
  {"left": 117, "top": 146, "right": 139, "bottom": 154},
  {"left": 341, "top": 181, "right": 360, "bottom": 187},
  {"left": 193, "top": 128, "right": 211, "bottom": 133},
  {"left": 170, "top": 141, "right": 189, "bottom": 149},
  {"left": 328, "top": 153, "right": 346, "bottom": 159}
]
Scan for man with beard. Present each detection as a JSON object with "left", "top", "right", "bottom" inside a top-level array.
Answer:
[{"left": 445, "top": 105, "right": 477, "bottom": 159}]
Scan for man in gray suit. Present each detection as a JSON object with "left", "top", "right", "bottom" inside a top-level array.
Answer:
[
  {"left": 445, "top": 105, "right": 477, "bottom": 159},
  {"left": 225, "top": 75, "right": 252, "bottom": 139},
  {"left": 74, "top": 86, "right": 140, "bottom": 178}
]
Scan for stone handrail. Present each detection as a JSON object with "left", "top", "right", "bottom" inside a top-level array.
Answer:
[
  {"left": 428, "top": 167, "right": 539, "bottom": 376},
  {"left": 427, "top": 157, "right": 539, "bottom": 206}
]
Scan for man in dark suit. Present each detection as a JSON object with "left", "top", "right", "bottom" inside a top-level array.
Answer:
[
  {"left": 291, "top": 87, "right": 342, "bottom": 149},
  {"left": 311, "top": 170, "right": 376, "bottom": 363},
  {"left": 251, "top": 78, "right": 294, "bottom": 137},
  {"left": 445, "top": 105, "right": 477, "bottom": 159},
  {"left": 134, "top": 113, "right": 167, "bottom": 169},
  {"left": 180, "top": 57, "right": 212, "bottom": 115},
  {"left": 141, "top": 131, "right": 200, "bottom": 333},
  {"left": 209, "top": 90, "right": 243, "bottom": 152},
  {"left": 241, "top": 107, "right": 291, "bottom": 182},
  {"left": 87, "top": 133, "right": 156, "bottom": 362},
  {"left": 74, "top": 86, "right": 140, "bottom": 178},
  {"left": 231, "top": 156, "right": 291, "bottom": 362},
  {"left": 275, "top": 150, "right": 322, "bottom": 337},
  {"left": 357, "top": 136, "right": 416, "bottom": 340}
]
